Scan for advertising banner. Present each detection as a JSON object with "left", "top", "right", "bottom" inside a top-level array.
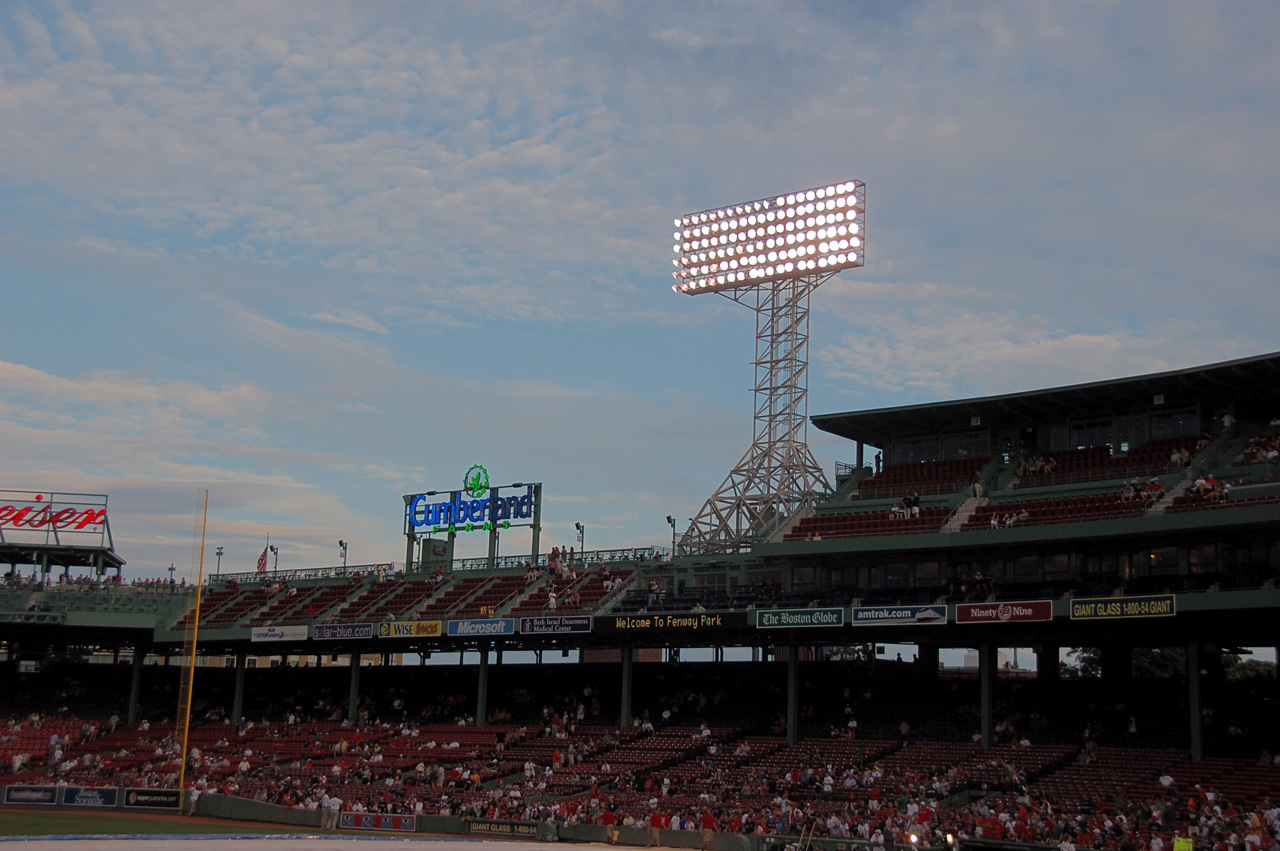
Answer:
[
  {"left": 468, "top": 818, "right": 542, "bottom": 839},
  {"left": 519, "top": 615, "right": 592, "bottom": 635},
  {"left": 850, "top": 605, "right": 946, "bottom": 626},
  {"left": 313, "top": 623, "right": 373, "bottom": 641},
  {"left": 62, "top": 786, "right": 119, "bottom": 807},
  {"left": 3, "top": 785, "right": 57, "bottom": 805},
  {"left": 124, "top": 788, "right": 181, "bottom": 809},
  {"left": 0, "top": 490, "right": 109, "bottom": 548},
  {"left": 250, "top": 625, "right": 308, "bottom": 642},
  {"left": 378, "top": 620, "right": 443, "bottom": 638},
  {"left": 599, "top": 611, "right": 749, "bottom": 632},
  {"left": 447, "top": 618, "right": 516, "bottom": 637},
  {"left": 956, "top": 600, "right": 1053, "bottom": 624},
  {"left": 340, "top": 813, "right": 416, "bottom": 832},
  {"left": 756, "top": 608, "right": 845, "bottom": 629},
  {"left": 1070, "top": 594, "right": 1176, "bottom": 621}
]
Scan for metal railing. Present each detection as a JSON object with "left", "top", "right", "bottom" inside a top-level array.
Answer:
[
  {"left": 453, "top": 546, "right": 671, "bottom": 572},
  {"left": 212, "top": 563, "right": 396, "bottom": 586}
]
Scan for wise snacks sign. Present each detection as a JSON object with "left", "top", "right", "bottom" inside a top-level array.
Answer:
[{"left": 0, "top": 491, "right": 110, "bottom": 547}]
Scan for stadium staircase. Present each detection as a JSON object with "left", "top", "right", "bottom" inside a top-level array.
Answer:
[{"left": 942, "top": 495, "right": 984, "bottom": 531}]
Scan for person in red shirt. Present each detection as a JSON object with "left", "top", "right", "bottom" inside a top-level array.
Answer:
[
  {"left": 647, "top": 810, "right": 666, "bottom": 847},
  {"left": 700, "top": 809, "right": 718, "bottom": 850},
  {"left": 600, "top": 807, "right": 618, "bottom": 844}
]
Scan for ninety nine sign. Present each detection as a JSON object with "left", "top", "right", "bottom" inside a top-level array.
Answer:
[
  {"left": 378, "top": 620, "right": 442, "bottom": 638},
  {"left": 956, "top": 600, "right": 1053, "bottom": 624},
  {"left": 0, "top": 491, "right": 110, "bottom": 547},
  {"left": 1070, "top": 594, "right": 1176, "bottom": 621},
  {"left": 851, "top": 605, "right": 947, "bottom": 626},
  {"left": 757, "top": 608, "right": 845, "bottom": 629}
]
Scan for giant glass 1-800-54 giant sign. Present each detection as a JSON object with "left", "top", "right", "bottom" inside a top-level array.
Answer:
[{"left": 404, "top": 466, "right": 540, "bottom": 535}]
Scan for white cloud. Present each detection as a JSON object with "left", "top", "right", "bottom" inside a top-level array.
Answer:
[{"left": 308, "top": 307, "right": 388, "bottom": 334}]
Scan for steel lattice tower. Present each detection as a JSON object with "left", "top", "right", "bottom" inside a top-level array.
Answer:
[
  {"left": 669, "top": 180, "right": 863, "bottom": 555},
  {"left": 678, "top": 273, "right": 833, "bottom": 554}
]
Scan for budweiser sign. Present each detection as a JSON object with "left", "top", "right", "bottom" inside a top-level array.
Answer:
[
  {"left": 0, "top": 491, "right": 110, "bottom": 547},
  {"left": 955, "top": 599, "right": 1053, "bottom": 624}
]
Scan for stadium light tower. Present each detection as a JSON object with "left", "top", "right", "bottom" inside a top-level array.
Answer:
[{"left": 670, "top": 180, "right": 865, "bottom": 554}]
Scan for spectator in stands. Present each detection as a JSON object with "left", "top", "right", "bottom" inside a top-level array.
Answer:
[{"left": 1144, "top": 478, "right": 1166, "bottom": 503}]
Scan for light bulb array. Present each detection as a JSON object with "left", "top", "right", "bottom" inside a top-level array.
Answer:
[{"left": 671, "top": 180, "right": 864, "bottom": 294}]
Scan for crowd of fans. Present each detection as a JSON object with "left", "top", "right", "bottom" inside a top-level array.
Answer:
[
  {"left": 1, "top": 661, "right": 1277, "bottom": 850},
  {"left": 3, "top": 705, "right": 1278, "bottom": 850}
]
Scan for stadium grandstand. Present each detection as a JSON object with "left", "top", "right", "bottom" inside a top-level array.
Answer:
[{"left": 1, "top": 352, "right": 1278, "bottom": 849}]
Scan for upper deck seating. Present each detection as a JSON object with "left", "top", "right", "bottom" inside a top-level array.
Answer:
[
  {"left": 1013, "top": 437, "right": 1200, "bottom": 488},
  {"left": 962, "top": 492, "right": 1146, "bottom": 530},
  {"left": 784, "top": 507, "right": 950, "bottom": 540},
  {"left": 857, "top": 457, "right": 987, "bottom": 497}
]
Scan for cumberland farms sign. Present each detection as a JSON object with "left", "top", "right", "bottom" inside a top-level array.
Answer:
[{"left": 0, "top": 491, "right": 111, "bottom": 548}]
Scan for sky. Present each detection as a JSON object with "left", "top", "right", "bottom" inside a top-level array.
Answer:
[{"left": 1, "top": 1, "right": 1278, "bottom": 579}]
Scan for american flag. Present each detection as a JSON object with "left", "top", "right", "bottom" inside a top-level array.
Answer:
[{"left": 255, "top": 547, "right": 268, "bottom": 573}]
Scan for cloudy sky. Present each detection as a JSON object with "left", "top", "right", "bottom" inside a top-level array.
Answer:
[{"left": 1, "top": 2, "right": 1278, "bottom": 578}]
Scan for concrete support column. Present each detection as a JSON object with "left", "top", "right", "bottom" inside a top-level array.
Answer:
[
  {"left": 127, "top": 646, "right": 145, "bottom": 725},
  {"left": 231, "top": 653, "right": 247, "bottom": 721},
  {"left": 979, "top": 642, "right": 995, "bottom": 752},
  {"left": 1101, "top": 644, "right": 1132, "bottom": 684},
  {"left": 917, "top": 644, "right": 940, "bottom": 678},
  {"left": 348, "top": 655, "right": 361, "bottom": 724},
  {"left": 1037, "top": 645, "right": 1060, "bottom": 681},
  {"left": 618, "top": 645, "right": 633, "bottom": 729},
  {"left": 476, "top": 643, "right": 490, "bottom": 727},
  {"left": 1187, "top": 636, "right": 1202, "bottom": 762},
  {"left": 786, "top": 645, "right": 799, "bottom": 748}
]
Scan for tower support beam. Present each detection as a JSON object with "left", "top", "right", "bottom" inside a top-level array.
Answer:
[{"left": 680, "top": 273, "right": 833, "bottom": 554}]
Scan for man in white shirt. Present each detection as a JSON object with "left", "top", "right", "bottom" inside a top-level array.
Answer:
[{"left": 323, "top": 794, "right": 342, "bottom": 830}]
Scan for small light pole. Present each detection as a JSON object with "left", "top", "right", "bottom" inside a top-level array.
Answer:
[
  {"left": 666, "top": 515, "right": 678, "bottom": 555},
  {"left": 338, "top": 540, "right": 348, "bottom": 567},
  {"left": 167, "top": 563, "right": 176, "bottom": 585},
  {"left": 215, "top": 546, "right": 224, "bottom": 576},
  {"left": 574, "top": 522, "right": 585, "bottom": 557},
  {"left": 269, "top": 545, "right": 279, "bottom": 571}
]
